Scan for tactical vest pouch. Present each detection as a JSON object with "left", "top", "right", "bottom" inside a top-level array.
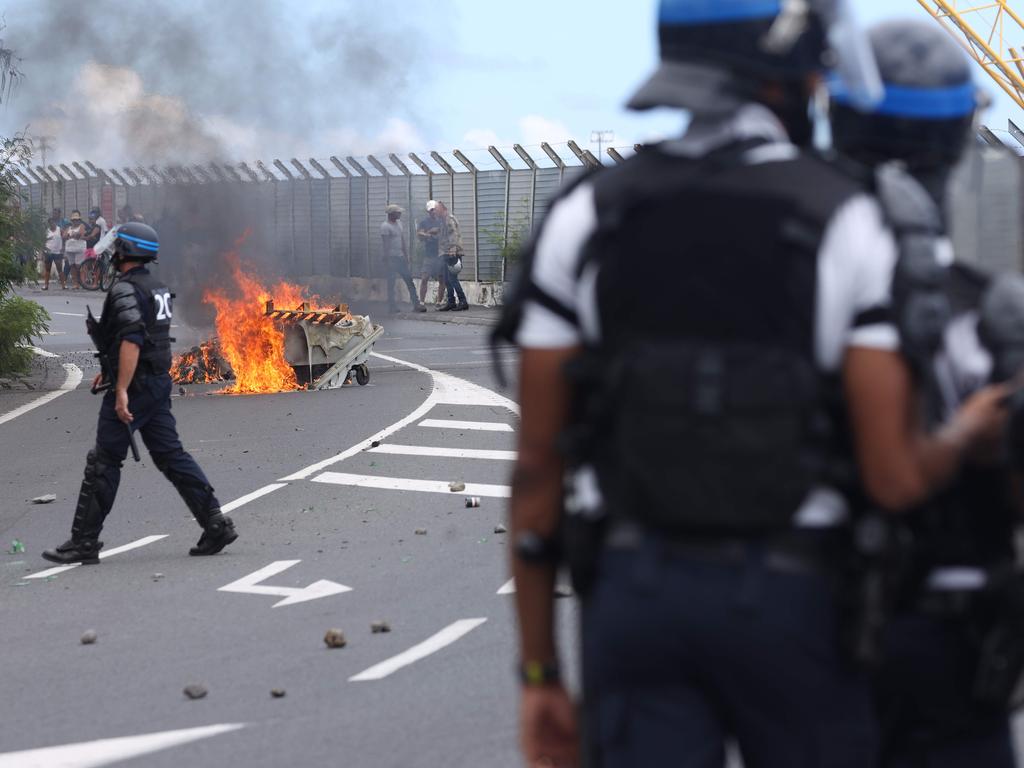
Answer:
[{"left": 605, "top": 341, "right": 820, "bottom": 534}]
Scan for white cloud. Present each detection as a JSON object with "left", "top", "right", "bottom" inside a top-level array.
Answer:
[{"left": 461, "top": 114, "right": 577, "bottom": 152}]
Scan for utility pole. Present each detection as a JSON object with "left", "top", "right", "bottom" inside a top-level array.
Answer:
[
  {"left": 31, "top": 135, "right": 55, "bottom": 167},
  {"left": 590, "top": 130, "right": 614, "bottom": 163}
]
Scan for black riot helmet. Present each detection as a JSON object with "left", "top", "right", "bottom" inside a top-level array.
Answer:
[
  {"left": 830, "top": 20, "right": 979, "bottom": 172},
  {"left": 113, "top": 222, "right": 159, "bottom": 264},
  {"left": 628, "top": 0, "right": 882, "bottom": 144}
]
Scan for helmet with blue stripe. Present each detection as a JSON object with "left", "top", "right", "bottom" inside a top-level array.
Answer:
[
  {"left": 628, "top": 0, "right": 880, "bottom": 115},
  {"left": 830, "top": 19, "right": 979, "bottom": 169},
  {"left": 114, "top": 221, "right": 160, "bottom": 262}
]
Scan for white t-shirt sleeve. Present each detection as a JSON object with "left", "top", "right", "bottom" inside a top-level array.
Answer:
[
  {"left": 815, "top": 194, "right": 900, "bottom": 371},
  {"left": 516, "top": 183, "right": 599, "bottom": 349}
]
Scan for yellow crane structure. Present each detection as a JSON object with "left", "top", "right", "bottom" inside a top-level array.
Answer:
[{"left": 917, "top": 0, "right": 1024, "bottom": 111}]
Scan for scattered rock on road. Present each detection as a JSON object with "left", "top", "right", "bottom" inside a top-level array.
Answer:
[
  {"left": 183, "top": 684, "right": 208, "bottom": 700},
  {"left": 31, "top": 494, "right": 56, "bottom": 504},
  {"left": 448, "top": 481, "right": 466, "bottom": 493},
  {"left": 152, "top": 573, "right": 164, "bottom": 582},
  {"left": 414, "top": 528, "right": 427, "bottom": 536},
  {"left": 493, "top": 524, "right": 508, "bottom": 534},
  {"left": 80, "top": 630, "right": 98, "bottom": 645},
  {"left": 270, "top": 688, "right": 286, "bottom": 698},
  {"left": 370, "top": 440, "right": 382, "bottom": 448},
  {"left": 324, "top": 629, "right": 347, "bottom": 648},
  {"left": 371, "top": 621, "right": 391, "bottom": 634}
]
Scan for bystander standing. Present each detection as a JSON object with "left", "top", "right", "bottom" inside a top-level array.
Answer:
[
  {"left": 437, "top": 201, "right": 468, "bottom": 312},
  {"left": 63, "top": 210, "right": 87, "bottom": 288},
  {"left": 380, "top": 204, "right": 426, "bottom": 314},
  {"left": 417, "top": 200, "right": 448, "bottom": 307},
  {"left": 43, "top": 218, "right": 65, "bottom": 290}
]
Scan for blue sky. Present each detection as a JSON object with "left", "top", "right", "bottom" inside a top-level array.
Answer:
[{"left": 439, "top": 0, "right": 1021, "bottom": 160}]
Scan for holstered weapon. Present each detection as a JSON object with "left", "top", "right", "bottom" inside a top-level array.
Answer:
[{"left": 973, "top": 567, "right": 1024, "bottom": 709}]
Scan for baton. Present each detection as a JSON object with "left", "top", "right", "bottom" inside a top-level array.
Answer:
[{"left": 127, "top": 424, "right": 140, "bottom": 463}]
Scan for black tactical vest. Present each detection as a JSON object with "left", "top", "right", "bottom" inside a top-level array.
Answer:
[
  {"left": 562, "top": 142, "right": 864, "bottom": 536},
  {"left": 115, "top": 269, "right": 174, "bottom": 375}
]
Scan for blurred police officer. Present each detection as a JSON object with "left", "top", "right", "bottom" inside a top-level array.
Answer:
[
  {"left": 832, "top": 20, "right": 1021, "bottom": 767},
  {"left": 497, "top": 2, "right": 1011, "bottom": 766},
  {"left": 43, "top": 223, "right": 238, "bottom": 565}
]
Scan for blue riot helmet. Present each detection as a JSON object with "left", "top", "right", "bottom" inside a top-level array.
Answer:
[
  {"left": 113, "top": 221, "right": 159, "bottom": 264},
  {"left": 830, "top": 20, "right": 979, "bottom": 174},
  {"left": 628, "top": 0, "right": 881, "bottom": 143}
]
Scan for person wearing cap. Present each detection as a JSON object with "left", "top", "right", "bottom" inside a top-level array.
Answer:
[
  {"left": 381, "top": 204, "right": 426, "bottom": 314},
  {"left": 417, "top": 200, "right": 448, "bottom": 307},
  {"left": 436, "top": 201, "right": 469, "bottom": 312},
  {"left": 830, "top": 20, "right": 1021, "bottom": 767},
  {"left": 63, "top": 210, "right": 87, "bottom": 289},
  {"left": 494, "top": 1, "right": 1010, "bottom": 765}
]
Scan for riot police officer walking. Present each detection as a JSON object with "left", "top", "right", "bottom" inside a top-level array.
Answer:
[
  {"left": 497, "top": 1, "right": 1010, "bottom": 766},
  {"left": 831, "top": 20, "right": 1022, "bottom": 767},
  {"left": 43, "top": 223, "right": 238, "bottom": 565}
]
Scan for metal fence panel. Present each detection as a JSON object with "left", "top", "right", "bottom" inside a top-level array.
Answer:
[
  {"left": 475, "top": 170, "right": 506, "bottom": 282},
  {"left": 29, "top": 182, "right": 41, "bottom": 209},
  {"left": 274, "top": 181, "right": 293, "bottom": 271},
  {"left": 950, "top": 147, "right": 1024, "bottom": 274},
  {"left": 349, "top": 176, "right": 368, "bottom": 278},
  {"left": 409, "top": 175, "right": 432, "bottom": 267},
  {"left": 509, "top": 169, "right": 536, "bottom": 235},
  {"left": 309, "top": 178, "right": 330, "bottom": 275},
  {"left": 367, "top": 175, "right": 388, "bottom": 278},
  {"left": 453, "top": 174, "right": 477, "bottom": 281},
  {"left": 328, "top": 177, "right": 351, "bottom": 276},
  {"left": 533, "top": 167, "right": 564, "bottom": 224},
  {"left": 293, "top": 179, "right": 313, "bottom": 275}
]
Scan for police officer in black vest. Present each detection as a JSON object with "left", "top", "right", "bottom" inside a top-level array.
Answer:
[
  {"left": 497, "top": 1, "right": 1011, "bottom": 766},
  {"left": 831, "top": 20, "right": 1022, "bottom": 766},
  {"left": 43, "top": 223, "right": 238, "bottom": 565}
]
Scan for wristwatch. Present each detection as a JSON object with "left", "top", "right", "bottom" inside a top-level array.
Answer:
[{"left": 519, "top": 660, "right": 561, "bottom": 687}]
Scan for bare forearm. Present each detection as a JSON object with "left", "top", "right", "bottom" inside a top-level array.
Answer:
[{"left": 116, "top": 341, "right": 140, "bottom": 392}]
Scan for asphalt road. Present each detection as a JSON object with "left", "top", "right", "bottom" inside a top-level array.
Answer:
[{"left": 0, "top": 286, "right": 573, "bottom": 768}]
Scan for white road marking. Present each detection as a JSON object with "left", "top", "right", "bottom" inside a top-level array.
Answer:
[
  {"left": 280, "top": 351, "right": 518, "bottom": 482},
  {"left": 0, "top": 723, "right": 245, "bottom": 768},
  {"left": 369, "top": 444, "right": 516, "bottom": 461},
  {"left": 51, "top": 311, "right": 85, "bottom": 317},
  {"left": 420, "top": 418, "right": 514, "bottom": 432},
  {"left": 25, "top": 535, "right": 169, "bottom": 580},
  {"left": 349, "top": 618, "right": 488, "bottom": 682},
  {"left": 497, "top": 578, "right": 515, "bottom": 595},
  {"left": 312, "top": 472, "right": 511, "bottom": 498},
  {"left": 27, "top": 346, "right": 58, "bottom": 358},
  {"left": 0, "top": 363, "right": 83, "bottom": 428},
  {"left": 221, "top": 482, "right": 288, "bottom": 513},
  {"left": 218, "top": 560, "right": 352, "bottom": 608}
]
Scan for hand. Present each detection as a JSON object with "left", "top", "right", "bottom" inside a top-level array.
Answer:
[
  {"left": 949, "top": 383, "right": 1012, "bottom": 452},
  {"left": 114, "top": 388, "right": 133, "bottom": 424},
  {"left": 91, "top": 373, "right": 103, "bottom": 391},
  {"left": 520, "top": 685, "right": 579, "bottom": 768}
]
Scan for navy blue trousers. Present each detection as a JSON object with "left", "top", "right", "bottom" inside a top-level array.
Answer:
[
  {"left": 582, "top": 539, "right": 878, "bottom": 768},
  {"left": 877, "top": 613, "right": 1015, "bottom": 768},
  {"left": 83, "top": 373, "right": 219, "bottom": 538}
]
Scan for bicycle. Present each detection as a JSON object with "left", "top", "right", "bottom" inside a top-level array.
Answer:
[{"left": 77, "top": 249, "right": 117, "bottom": 291}]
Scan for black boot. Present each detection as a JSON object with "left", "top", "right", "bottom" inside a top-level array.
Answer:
[
  {"left": 454, "top": 302, "right": 469, "bottom": 311},
  {"left": 189, "top": 512, "right": 238, "bottom": 556},
  {"left": 438, "top": 302, "right": 456, "bottom": 312},
  {"left": 42, "top": 538, "right": 103, "bottom": 565}
]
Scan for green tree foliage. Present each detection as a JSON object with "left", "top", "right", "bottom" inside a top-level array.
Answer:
[{"left": 0, "top": 134, "right": 51, "bottom": 375}]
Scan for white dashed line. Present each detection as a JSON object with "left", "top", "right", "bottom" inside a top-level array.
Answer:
[
  {"left": 221, "top": 483, "right": 288, "bottom": 513},
  {"left": 0, "top": 723, "right": 245, "bottom": 768},
  {"left": 497, "top": 578, "right": 515, "bottom": 595},
  {"left": 311, "top": 472, "right": 511, "bottom": 498},
  {"left": 368, "top": 444, "right": 516, "bottom": 461},
  {"left": 25, "top": 535, "right": 168, "bottom": 579},
  {"left": 349, "top": 618, "right": 488, "bottom": 681},
  {"left": 419, "top": 418, "right": 514, "bottom": 432}
]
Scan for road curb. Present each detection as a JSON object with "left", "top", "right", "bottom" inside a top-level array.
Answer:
[{"left": 386, "top": 310, "right": 498, "bottom": 328}]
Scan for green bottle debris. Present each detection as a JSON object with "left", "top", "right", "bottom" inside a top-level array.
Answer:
[{"left": 9, "top": 540, "right": 24, "bottom": 554}]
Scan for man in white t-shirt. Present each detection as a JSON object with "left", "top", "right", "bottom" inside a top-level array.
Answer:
[
  {"left": 63, "top": 210, "right": 87, "bottom": 288},
  {"left": 43, "top": 218, "right": 65, "bottom": 290},
  {"left": 380, "top": 204, "right": 425, "bottom": 314}
]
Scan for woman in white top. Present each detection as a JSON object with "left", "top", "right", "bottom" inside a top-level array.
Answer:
[{"left": 63, "top": 210, "right": 87, "bottom": 288}]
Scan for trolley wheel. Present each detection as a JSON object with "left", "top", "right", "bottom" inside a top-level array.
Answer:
[{"left": 354, "top": 364, "right": 370, "bottom": 386}]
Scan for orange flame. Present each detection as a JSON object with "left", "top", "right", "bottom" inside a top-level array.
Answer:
[
  {"left": 201, "top": 232, "right": 312, "bottom": 395},
  {"left": 170, "top": 340, "right": 220, "bottom": 384}
]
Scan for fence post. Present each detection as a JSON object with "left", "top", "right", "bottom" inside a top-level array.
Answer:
[
  {"left": 330, "top": 157, "right": 353, "bottom": 278},
  {"left": 347, "top": 157, "right": 370, "bottom": 278},
  {"left": 453, "top": 149, "right": 479, "bottom": 283}
]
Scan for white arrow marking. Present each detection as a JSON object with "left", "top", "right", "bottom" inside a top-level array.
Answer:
[
  {"left": 0, "top": 722, "right": 245, "bottom": 768},
  {"left": 218, "top": 560, "right": 352, "bottom": 607}
]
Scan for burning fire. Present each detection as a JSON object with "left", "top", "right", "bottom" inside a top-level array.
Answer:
[
  {"left": 170, "top": 340, "right": 223, "bottom": 384},
  {"left": 172, "top": 231, "right": 317, "bottom": 395}
]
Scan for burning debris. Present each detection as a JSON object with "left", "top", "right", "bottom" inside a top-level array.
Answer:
[
  {"left": 170, "top": 340, "right": 234, "bottom": 385},
  {"left": 170, "top": 233, "right": 383, "bottom": 394}
]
